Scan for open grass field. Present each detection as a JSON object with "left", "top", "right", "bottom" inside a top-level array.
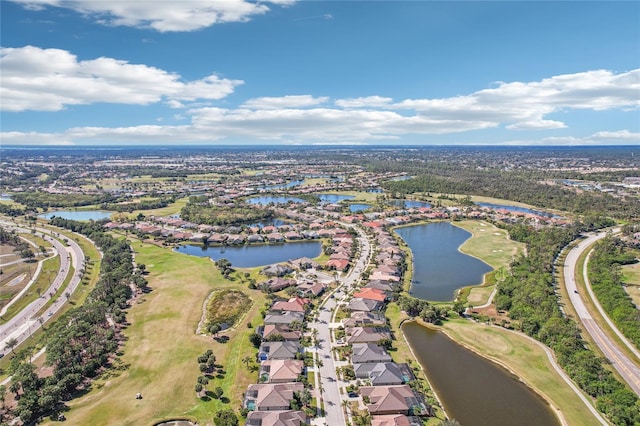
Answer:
[
  {"left": 622, "top": 262, "right": 640, "bottom": 308},
  {"left": 453, "top": 220, "right": 523, "bottom": 269},
  {"left": 60, "top": 241, "right": 267, "bottom": 426},
  {"left": 439, "top": 319, "right": 602, "bottom": 426}
]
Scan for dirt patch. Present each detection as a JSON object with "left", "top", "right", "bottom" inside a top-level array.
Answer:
[{"left": 470, "top": 304, "right": 513, "bottom": 328}]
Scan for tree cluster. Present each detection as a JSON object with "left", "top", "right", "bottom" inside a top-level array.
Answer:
[
  {"left": 180, "top": 196, "right": 273, "bottom": 226},
  {"left": 588, "top": 237, "right": 640, "bottom": 349},
  {"left": 397, "top": 295, "right": 448, "bottom": 324}
]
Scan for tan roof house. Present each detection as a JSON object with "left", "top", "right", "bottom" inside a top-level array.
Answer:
[
  {"left": 246, "top": 410, "right": 306, "bottom": 426},
  {"left": 259, "top": 360, "right": 304, "bottom": 383},
  {"left": 244, "top": 383, "right": 305, "bottom": 411}
]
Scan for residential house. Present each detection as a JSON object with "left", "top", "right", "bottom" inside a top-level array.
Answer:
[
  {"left": 244, "top": 383, "right": 305, "bottom": 411},
  {"left": 342, "top": 311, "right": 387, "bottom": 327},
  {"left": 261, "top": 264, "right": 293, "bottom": 277},
  {"left": 296, "top": 281, "right": 326, "bottom": 298},
  {"left": 261, "top": 277, "right": 296, "bottom": 292},
  {"left": 270, "top": 297, "right": 309, "bottom": 313},
  {"left": 258, "top": 341, "right": 301, "bottom": 361},
  {"left": 260, "top": 324, "right": 301, "bottom": 342},
  {"left": 345, "top": 298, "right": 383, "bottom": 313},
  {"left": 353, "top": 288, "right": 387, "bottom": 302},
  {"left": 346, "top": 327, "right": 392, "bottom": 344},
  {"left": 360, "top": 385, "right": 428, "bottom": 416},
  {"left": 353, "top": 362, "right": 415, "bottom": 386},
  {"left": 259, "top": 360, "right": 305, "bottom": 383},
  {"left": 371, "top": 415, "right": 422, "bottom": 426},
  {"left": 351, "top": 343, "right": 393, "bottom": 364},
  {"left": 246, "top": 410, "right": 306, "bottom": 426},
  {"left": 264, "top": 311, "right": 305, "bottom": 326}
]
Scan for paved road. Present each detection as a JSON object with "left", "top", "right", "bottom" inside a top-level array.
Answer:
[
  {"left": 0, "top": 221, "right": 85, "bottom": 354},
  {"left": 308, "top": 224, "right": 371, "bottom": 425},
  {"left": 563, "top": 230, "right": 640, "bottom": 397}
]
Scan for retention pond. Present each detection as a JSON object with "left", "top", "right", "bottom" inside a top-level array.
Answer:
[{"left": 403, "top": 322, "right": 559, "bottom": 426}]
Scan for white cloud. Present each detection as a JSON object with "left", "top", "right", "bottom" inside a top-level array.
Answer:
[
  {"left": 0, "top": 46, "right": 243, "bottom": 111},
  {"left": 394, "top": 69, "right": 639, "bottom": 129},
  {"left": 241, "top": 95, "right": 329, "bottom": 110},
  {"left": 11, "top": 0, "right": 295, "bottom": 32},
  {"left": 506, "top": 120, "right": 567, "bottom": 130},
  {"left": 589, "top": 130, "right": 640, "bottom": 141},
  {"left": 2, "top": 66, "right": 638, "bottom": 145},
  {"left": 335, "top": 96, "right": 393, "bottom": 108}
]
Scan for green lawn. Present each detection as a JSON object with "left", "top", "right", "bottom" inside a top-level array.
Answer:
[
  {"left": 453, "top": 220, "right": 523, "bottom": 269},
  {"left": 621, "top": 262, "right": 640, "bottom": 308},
  {"left": 61, "top": 242, "right": 266, "bottom": 425}
]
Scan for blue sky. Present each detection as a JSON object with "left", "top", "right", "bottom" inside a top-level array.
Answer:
[{"left": 1, "top": 0, "right": 638, "bottom": 146}]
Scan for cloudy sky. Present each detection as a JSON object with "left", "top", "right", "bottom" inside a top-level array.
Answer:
[{"left": 1, "top": 0, "right": 638, "bottom": 146}]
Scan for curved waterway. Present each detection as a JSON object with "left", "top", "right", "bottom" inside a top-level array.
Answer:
[
  {"left": 395, "top": 222, "right": 492, "bottom": 301},
  {"left": 402, "top": 322, "right": 559, "bottom": 426}
]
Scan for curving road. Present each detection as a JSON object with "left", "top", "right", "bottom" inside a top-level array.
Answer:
[
  {"left": 563, "top": 230, "right": 640, "bottom": 397},
  {"left": 0, "top": 221, "right": 85, "bottom": 354}
]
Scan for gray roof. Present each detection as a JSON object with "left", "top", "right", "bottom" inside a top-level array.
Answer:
[
  {"left": 351, "top": 343, "right": 393, "bottom": 364},
  {"left": 259, "top": 341, "right": 301, "bottom": 360}
]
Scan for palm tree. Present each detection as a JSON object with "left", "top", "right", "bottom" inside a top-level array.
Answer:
[
  {"left": 4, "top": 338, "right": 18, "bottom": 355},
  {"left": 241, "top": 356, "right": 252, "bottom": 369}
]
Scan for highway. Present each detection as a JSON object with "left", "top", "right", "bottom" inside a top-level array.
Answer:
[
  {"left": 0, "top": 221, "right": 85, "bottom": 355},
  {"left": 563, "top": 230, "right": 640, "bottom": 397}
]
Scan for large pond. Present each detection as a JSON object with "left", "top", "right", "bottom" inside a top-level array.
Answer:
[
  {"left": 476, "top": 202, "right": 555, "bottom": 217},
  {"left": 39, "top": 210, "right": 113, "bottom": 221},
  {"left": 403, "top": 322, "right": 559, "bottom": 426},
  {"left": 349, "top": 204, "right": 371, "bottom": 212},
  {"left": 175, "top": 241, "right": 322, "bottom": 268},
  {"left": 395, "top": 222, "right": 492, "bottom": 301},
  {"left": 317, "top": 194, "right": 354, "bottom": 203},
  {"left": 246, "top": 196, "right": 306, "bottom": 205}
]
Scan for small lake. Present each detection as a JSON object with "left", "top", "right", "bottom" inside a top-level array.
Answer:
[
  {"left": 395, "top": 222, "right": 492, "bottom": 301},
  {"left": 0, "top": 194, "right": 12, "bottom": 201},
  {"left": 317, "top": 194, "right": 355, "bottom": 203},
  {"left": 349, "top": 204, "right": 371, "bottom": 213},
  {"left": 246, "top": 218, "right": 289, "bottom": 228},
  {"left": 403, "top": 322, "right": 559, "bottom": 426},
  {"left": 246, "top": 196, "right": 306, "bottom": 205},
  {"left": 260, "top": 180, "right": 303, "bottom": 190},
  {"left": 390, "top": 200, "right": 431, "bottom": 209},
  {"left": 39, "top": 210, "right": 113, "bottom": 221},
  {"left": 175, "top": 241, "right": 322, "bottom": 268},
  {"left": 476, "top": 202, "right": 555, "bottom": 217}
]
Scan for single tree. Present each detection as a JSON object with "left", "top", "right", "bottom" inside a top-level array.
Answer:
[{"left": 4, "top": 338, "right": 18, "bottom": 354}]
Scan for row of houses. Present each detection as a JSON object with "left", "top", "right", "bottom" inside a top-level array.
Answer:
[
  {"left": 337, "top": 227, "right": 429, "bottom": 425},
  {"left": 244, "top": 295, "right": 314, "bottom": 425}
]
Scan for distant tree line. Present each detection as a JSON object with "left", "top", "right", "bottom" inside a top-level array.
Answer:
[
  {"left": 588, "top": 237, "right": 640, "bottom": 349},
  {"left": 11, "top": 192, "right": 116, "bottom": 210},
  {"left": 381, "top": 168, "right": 640, "bottom": 219},
  {"left": 0, "top": 204, "right": 25, "bottom": 217},
  {"left": 8, "top": 218, "right": 143, "bottom": 424},
  {"left": 495, "top": 221, "right": 640, "bottom": 426},
  {"left": 100, "top": 196, "right": 175, "bottom": 212}
]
